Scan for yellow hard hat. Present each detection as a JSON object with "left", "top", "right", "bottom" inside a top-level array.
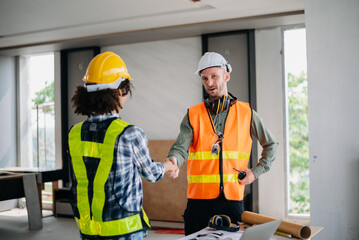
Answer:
[{"left": 83, "top": 51, "right": 133, "bottom": 92}]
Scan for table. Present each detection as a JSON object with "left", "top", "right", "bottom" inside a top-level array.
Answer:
[
  {"left": 0, "top": 168, "right": 63, "bottom": 230},
  {"left": 178, "top": 225, "right": 323, "bottom": 240}
]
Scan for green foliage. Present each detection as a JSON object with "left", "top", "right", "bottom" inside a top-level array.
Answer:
[
  {"left": 31, "top": 81, "right": 55, "bottom": 168},
  {"left": 32, "top": 81, "right": 54, "bottom": 114},
  {"left": 32, "top": 81, "right": 54, "bottom": 105},
  {"left": 287, "top": 72, "right": 310, "bottom": 214}
]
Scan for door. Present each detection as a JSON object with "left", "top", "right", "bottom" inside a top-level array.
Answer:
[{"left": 203, "top": 31, "right": 258, "bottom": 212}]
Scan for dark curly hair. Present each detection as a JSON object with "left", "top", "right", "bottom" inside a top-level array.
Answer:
[{"left": 71, "top": 79, "right": 133, "bottom": 116}]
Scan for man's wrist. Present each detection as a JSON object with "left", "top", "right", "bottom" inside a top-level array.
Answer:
[
  {"left": 169, "top": 154, "right": 184, "bottom": 168},
  {"left": 251, "top": 167, "right": 260, "bottom": 179}
]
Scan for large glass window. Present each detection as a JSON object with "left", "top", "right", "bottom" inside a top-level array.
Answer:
[
  {"left": 18, "top": 53, "right": 55, "bottom": 208},
  {"left": 283, "top": 27, "right": 310, "bottom": 216},
  {"left": 30, "top": 54, "right": 55, "bottom": 169},
  {"left": 19, "top": 53, "right": 55, "bottom": 169}
]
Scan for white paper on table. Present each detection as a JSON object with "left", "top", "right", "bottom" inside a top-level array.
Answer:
[{"left": 177, "top": 227, "right": 300, "bottom": 240}]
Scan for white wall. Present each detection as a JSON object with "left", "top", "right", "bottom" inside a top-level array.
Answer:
[
  {"left": 0, "top": 55, "right": 17, "bottom": 210},
  {"left": 306, "top": 0, "right": 359, "bottom": 239},
  {"left": 255, "top": 27, "right": 287, "bottom": 220},
  {"left": 0, "top": 56, "right": 17, "bottom": 167},
  {"left": 103, "top": 37, "right": 203, "bottom": 139},
  {"left": 18, "top": 56, "right": 34, "bottom": 168}
]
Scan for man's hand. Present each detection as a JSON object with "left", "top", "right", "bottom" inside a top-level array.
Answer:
[
  {"left": 165, "top": 157, "right": 180, "bottom": 179},
  {"left": 238, "top": 169, "right": 255, "bottom": 185},
  {"left": 163, "top": 158, "right": 177, "bottom": 173}
]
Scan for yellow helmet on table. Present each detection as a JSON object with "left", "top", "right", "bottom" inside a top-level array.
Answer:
[{"left": 83, "top": 51, "right": 133, "bottom": 92}]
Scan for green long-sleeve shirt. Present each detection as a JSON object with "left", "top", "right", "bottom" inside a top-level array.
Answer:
[{"left": 168, "top": 104, "right": 279, "bottom": 178}]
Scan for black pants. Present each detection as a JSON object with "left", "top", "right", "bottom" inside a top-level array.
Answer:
[{"left": 183, "top": 193, "right": 244, "bottom": 236}]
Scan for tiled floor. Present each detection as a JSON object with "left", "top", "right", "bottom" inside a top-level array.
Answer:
[{"left": 0, "top": 208, "right": 184, "bottom": 240}]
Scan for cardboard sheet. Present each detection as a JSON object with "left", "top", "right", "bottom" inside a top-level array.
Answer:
[{"left": 142, "top": 140, "right": 187, "bottom": 223}]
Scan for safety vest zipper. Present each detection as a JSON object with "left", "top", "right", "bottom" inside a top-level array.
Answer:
[
  {"left": 220, "top": 108, "right": 230, "bottom": 195},
  {"left": 219, "top": 141, "right": 224, "bottom": 192}
]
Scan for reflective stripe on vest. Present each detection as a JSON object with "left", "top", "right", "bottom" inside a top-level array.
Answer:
[
  {"left": 187, "top": 101, "right": 252, "bottom": 201},
  {"left": 68, "top": 119, "right": 150, "bottom": 237}
]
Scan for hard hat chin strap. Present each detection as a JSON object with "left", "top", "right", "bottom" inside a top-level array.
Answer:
[
  {"left": 218, "top": 61, "right": 232, "bottom": 74},
  {"left": 225, "top": 63, "right": 232, "bottom": 73},
  {"left": 85, "top": 77, "right": 126, "bottom": 92}
]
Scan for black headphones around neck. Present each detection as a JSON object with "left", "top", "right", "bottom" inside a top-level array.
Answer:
[
  {"left": 208, "top": 215, "right": 240, "bottom": 232},
  {"left": 204, "top": 93, "right": 237, "bottom": 114}
]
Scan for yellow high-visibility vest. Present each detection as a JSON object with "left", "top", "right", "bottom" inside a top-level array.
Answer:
[
  {"left": 187, "top": 101, "right": 252, "bottom": 201},
  {"left": 68, "top": 119, "right": 150, "bottom": 237}
]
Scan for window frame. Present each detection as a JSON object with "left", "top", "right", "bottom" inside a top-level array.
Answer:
[
  {"left": 281, "top": 24, "right": 310, "bottom": 222},
  {"left": 16, "top": 52, "right": 60, "bottom": 170},
  {"left": 255, "top": 25, "right": 309, "bottom": 225}
]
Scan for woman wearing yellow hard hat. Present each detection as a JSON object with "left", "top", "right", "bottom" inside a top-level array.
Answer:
[{"left": 68, "top": 51, "right": 177, "bottom": 240}]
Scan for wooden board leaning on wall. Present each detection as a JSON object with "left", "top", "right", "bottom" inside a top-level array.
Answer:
[{"left": 142, "top": 140, "right": 188, "bottom": 223}]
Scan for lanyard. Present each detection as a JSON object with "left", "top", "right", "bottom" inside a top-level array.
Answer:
[{"left": 205, "top": 107, "right": 224, "bottom": 155}]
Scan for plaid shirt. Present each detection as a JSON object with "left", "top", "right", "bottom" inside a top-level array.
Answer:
[{"left": 70, "top": 113, "right": 164, "bottom": 224}]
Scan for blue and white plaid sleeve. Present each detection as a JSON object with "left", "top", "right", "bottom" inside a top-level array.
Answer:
[
  {"left": 113, "top": 125, "right": 165, "bottom": 213},
  {"left": 130, "top": 126, "right": 165, "bottom": 182}
]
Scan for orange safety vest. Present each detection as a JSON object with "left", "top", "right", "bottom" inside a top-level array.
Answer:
[{"left": 187, "top": 101, "right": 252, "bottom": 201}]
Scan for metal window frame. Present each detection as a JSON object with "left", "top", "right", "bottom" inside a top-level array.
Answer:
[{"left": 60, "top": 47, "right": 100, "bottom": 186}]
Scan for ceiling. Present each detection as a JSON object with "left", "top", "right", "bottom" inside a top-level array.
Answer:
[{"left": 0, "top": 0, "right": 305, "bottom": 55}]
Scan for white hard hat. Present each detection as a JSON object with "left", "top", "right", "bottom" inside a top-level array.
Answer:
[{"left": 195, "top": 52, "right": 232, "bottom": 75}]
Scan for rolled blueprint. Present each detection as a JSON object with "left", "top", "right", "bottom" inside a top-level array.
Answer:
[{"left": 241, "top": 211, "right": 311, "bottom": 239}]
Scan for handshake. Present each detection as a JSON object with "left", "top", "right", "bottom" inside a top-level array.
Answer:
[
  {"left": 163, "top": 157, "right": 180, "bottom": 179},
  {"left": 162, "top": 157, "right": 256, "bottom": 184}
]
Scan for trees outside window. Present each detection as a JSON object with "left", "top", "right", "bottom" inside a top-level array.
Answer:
[
  {"left": 31, "top": 81, "right": 55, "bottom": 169},
  {"left": 287, "top": 72, "right": 309, "bottom": 215},
  {"left": 19, "top": 53, "right": 55, "bottom": 169},
  {"left": 284, "top": 27, "right": 310, "bottom": 216},
  {"left": 18, "top": 53, "right": 55, "bottom": 207}
]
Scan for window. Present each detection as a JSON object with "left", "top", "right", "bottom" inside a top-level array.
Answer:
[
  {"left": 283, "top": 27, "right": 310, "bottom": 216},
  {"left": 18, "top": 53, "right": 55, "bottom": 208},
  {"left": 19, "top": 53, "right": 55, "bottom": 168}
]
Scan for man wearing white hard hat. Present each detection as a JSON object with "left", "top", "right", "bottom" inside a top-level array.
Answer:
[
  {"left": 167, "top": 52, "right": 279, "bottom": 235},
  {"left": 68, "top": 52, "right": 177, "bottom": 240}
]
